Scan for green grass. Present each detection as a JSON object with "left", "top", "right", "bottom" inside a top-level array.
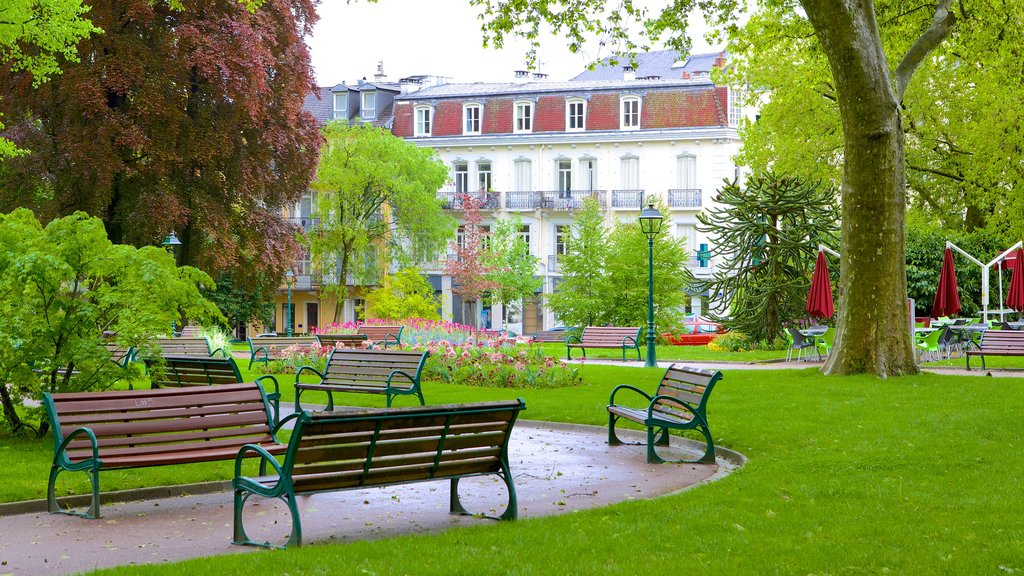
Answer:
[
  {"left": 11, "top": 365, "right": 1024, "bottom": 574},
  {"left": 923, "top": 354, "right": 1024, "bottom": 369}
]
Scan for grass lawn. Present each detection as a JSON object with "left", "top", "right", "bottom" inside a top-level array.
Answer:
[{"left": 8, "top": 364, "right": 1024, "bottom": 574}]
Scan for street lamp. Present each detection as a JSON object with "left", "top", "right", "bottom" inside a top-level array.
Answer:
[
  {"left": 162, "top": 231, "right": 182, "bottom": 263},
  {"left": 285, "top": 270, "right": 295, "bottom": 337},
  {"left": 638, "top": 202, "right": 664, "bottom": 368}
]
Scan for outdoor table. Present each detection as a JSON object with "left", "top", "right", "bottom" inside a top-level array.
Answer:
[
  {"left": 948, "top": 324, "right": 987, "bottom": 351},
  {"left": 1007, "top": 321, "right": 1024, "bottom": 330},
  {"left": 801, "top": 326, "right": 828, "bottom": 337}
]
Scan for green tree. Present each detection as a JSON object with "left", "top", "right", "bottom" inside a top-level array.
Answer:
[
  {"left": 545, "top": 197, "right": 608, "bottom": 329},
  {"left": 473, "top": 0, "right": 959, "bottom": 376},
  {"left": 307, "top": 122, "right": 455, "bottom": 322},
  {"left": 0, "top": 209, "right": 221, "bottom": 435},
  {"left": 697, "top": 174, "right": 840, "bottom": 345},
  {"left": 444, "top": 193, "right": 495, "bottom": 327},
  {"left": 483, "top": 215, "right": 542, "bottom": 317},
  {"left": 201, "top": 273, "right": 275, "bottom": 332},
  {"left": 365, "top": 267, "right": 442, "bottom": 321}
]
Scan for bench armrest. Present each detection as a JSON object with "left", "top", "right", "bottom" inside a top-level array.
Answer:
[
  {"left": 386, "top": 369, "right": 417, "bottom": 390},
  {"left": 622, "top": 336, "right": 638, "bottom": 347},
  {"left": 565, "top": 334, "right": 581, "bottom": 345},
  {"left": 647, "top": 394, "right": 704, "bottom": 423},
  {"left": 295, "top": 365, "right": 324, "bottom": 383},
  {"left": 54, "top": 427, "right": 100, "bottom": 471},
  {"left": 251, "top": 346, "right": 270, "bottom": 362},
  {"left": 254, "top": 375, "right": 281, "bottom": 425},
  {"left": 271, "top": 411, "right": 303, "bottom": 436},
  {"left": 209, "top": 347, "right": 230, "bottom": 359},
  {"left": 234, "top": 443, "right": 284, "bottom": 483},
  {"left": 609, "top": 384, "right": 652, "bottom": 406}
]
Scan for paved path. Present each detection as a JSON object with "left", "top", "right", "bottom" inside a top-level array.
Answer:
[
  {"left": 0, "top": 422, "right": 735, "bottom": 576},
  {"left": 567, "top": 357, "right": 1024, "bottom": 377}
]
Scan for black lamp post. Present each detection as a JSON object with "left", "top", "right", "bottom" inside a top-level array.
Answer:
[
  {"left": 639, "top": 202, "right": 664, "bottom": 368},
  {"left": 285, "top": 270, "right": 295, "bottom": 337}
]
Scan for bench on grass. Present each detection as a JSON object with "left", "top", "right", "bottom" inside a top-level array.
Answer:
[
  {"left": 247, "top": 335, "right": 319, "bottom": 369},
  {"left": 294, "top": 348, "right": 429, "bottom": 411},
  {"left": 43, "top": 382, "right": 285, "bottom": 519},
  {"left": 315, "top": 333, "right": 369, "bottom": 349},
  {"left": 608, "top": 364, "right": 722, "bottom": 464},
  {"left": 966, "top": 330, "right": 1024, "bottom": 370},
  {"left": 144, "top": 337, "right": 216, "bottom": 358},
  {"left": 357, "top": 325, "right": 404, "bottom": 348},
  {"left": 232, "top": 399, "right": 525, "bottom": 548},
  {"left": 566, "top": 326, "right": 642, "bottom": 361},
  {"left": 176, "top": 325, "right": 201, "bottom": 338},
  {"left": 142, "top": 355, "right": 281, "bottom": 422}
]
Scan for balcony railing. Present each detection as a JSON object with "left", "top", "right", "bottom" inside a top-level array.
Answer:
[
  {"left": 668, "top": 189, "right": 702, "bottom": 208},
  {"left": 611, "top": 189, "right": 645, "bottom": 209},
  {"left": 438, "top": 191, "right": 500, "bottom": 210},
  {"left": 548, "top": 254, "right": 563, "bottom": 273},
  {"left": 505, "top": 190, "right": 606, "bottom": 210},
  {"left": 288, "top": 216, "right": 320, "bottom": 232}
]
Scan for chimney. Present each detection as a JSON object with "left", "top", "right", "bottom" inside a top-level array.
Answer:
[
  {"left": 532, "top": 72, "right": 548, "bottom": 81},
  {"left": 713, "top": 54, "right": 727, "bottom": 69},
  {"left": 622, "top": 65, "right": 635, "bottom": 81},
  {"left": 374, "top": 61, "right": 386, "bottom": 82},
  {"left": 399, "top": 75, "right": 424, "bottom": 95},
  {"left": 680, "top": 71, "right": 691, "bottom": 80},
  {"left": 513, "top": 70, "right": 530, "bottom": 84}
]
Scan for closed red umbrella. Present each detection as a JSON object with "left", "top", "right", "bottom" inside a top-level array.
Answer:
[
  {"left": 806, "top": 250, "right": 834, "bottom": 319},
  {"left": 1006, "top": 248, "right": 1024, "bottom": 312},
  {"left": 932, "top": 247, "right": 961, "bottom": 317}
]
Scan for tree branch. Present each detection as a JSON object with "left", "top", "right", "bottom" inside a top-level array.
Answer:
[{"left": 895, "top": 0, "right": 956, "bottom": 100}]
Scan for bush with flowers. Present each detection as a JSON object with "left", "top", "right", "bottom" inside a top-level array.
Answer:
[{"left": 256, "top": 342, "right": 333, "bottom": 374}]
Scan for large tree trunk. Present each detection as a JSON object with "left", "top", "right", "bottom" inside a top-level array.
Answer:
[{"left": 803, "top": 0, "right": 921, "bottom": 376}]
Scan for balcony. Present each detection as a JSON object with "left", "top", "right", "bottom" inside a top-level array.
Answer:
[
  {"left": 611, "top": 189, "right": 646, "bottom": 209},
  {"left": 438, "top": 191, "right": 500, "bottom": 210},
  {"left": 668, "top": 189, "right": 702, "bottom": 208},
  {"left": 548, "top": 254, "right": 563, "bottom": 274},
  {"left": 687, "top": 257, "right": 715, "bottom": 279},
  {"left": 288, "top": 216, "right": 320, "bottom": 232},
  {"left": 505, "top": 190, "right": 607, "bottom": 211}
]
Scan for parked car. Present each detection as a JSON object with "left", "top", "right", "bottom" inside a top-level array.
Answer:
[{"left": 663, "top": 320, "right": 726, "bottom": 346}]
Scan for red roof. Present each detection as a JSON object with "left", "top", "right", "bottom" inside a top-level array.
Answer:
[
  {"left": 483, "top": 98, "right": 512, "bottom": 133},
  {"left": 586, "top": 93, "right": 620, "bottom": 130},
  {"left": 534, "top": 95, "right": 565, "bottom": 132},
  {"left": 433, "top": 100, "right": 462, "bottom": 136}
]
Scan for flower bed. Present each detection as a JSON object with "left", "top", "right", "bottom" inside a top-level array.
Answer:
[
  {"left": 414, "top": 340, "right": 581, "bottom": 389},
  {"left": 257, "top": 342, "right": 333, "bottom": 374}
]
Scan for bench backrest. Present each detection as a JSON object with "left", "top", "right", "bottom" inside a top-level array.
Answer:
[
  {"left": 979, "top": 330, "right": 1024, "bottom": 350},
  {"left": 144, "top": 355, "right": 244, "bottom": 388},
  {"left": 356, "top": 325, "right": 404, "bottom": 344},
  {"left": 281, "top": 400, "right": 524, "bottom": 493},
  {"left": 315, "top": 333, "right": 368, "bottom": 348},
  {"left": 321, "top": 348, "right": 428, "bottom": 390},
  {"left": 149, "top": 337, "right": 212, "bottom": 358},
  {"left": 43, "top": 383, "right": 275, "bottom": 463},
  {"left": 178, "top": 325, "right": 201, "bottom": 338},
  {"left": 580, "top": 326, "right": 641, "bottom": 346},
  {"left": 653, "top": 365, "right": 722, "bottom": 420},
  {"left": 248, "top": 336, "right": 319, "bottom": 354}
]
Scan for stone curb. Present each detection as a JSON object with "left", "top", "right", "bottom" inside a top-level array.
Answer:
[{"left": 0, "top": 419, "right": 746, "bottom": 517}]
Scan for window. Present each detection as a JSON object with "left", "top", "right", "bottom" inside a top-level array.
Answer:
[
  {"left": 557, "top": 160, "right": 572, "bottom": 196},
  {"left": 579, "top": 158, "right": 596, "bottom": 191},
  {"left": 518, "top": 225, "right": 531, "bottom": 254},
  {"left": 677, "top": 154, "right": 697, "bottom": 189},
  {"left": 728, "top": 88, "right": 742, "bottom": 127},
  {"left": 464, "top": 104, "right": 481, "bottom": 134},
  {"left": 514, "top": 159, "right": 532, "bottom": 191},
  {"left": 414, "top": 106, "right": 432, "bottom": 136},
  {"left": 621, "top": 96, "right": 640, "bottom": 129},
  {"left": 620, "top": 156, "right": 639, "bottom": 189},
  {"left": 677, "top": 224, "right": 697, "bottom": 251},
  {"left": 555, "top": 224, "right": 570, "bottom": 256},
  {"left": 454, "top": 162, "right": 469, "bottom": 193},
  {"left": 515, "top": 101, "right": 533, "bottom": 132},
  {"left": 566, "top": 99, "right": 585, "bottom": 131},
  {"left": 477, "top": 161, "right": 492, "bottom": 192},
  {"left": 456, "top": 225, "right": 466, "bottom": 249},
  {"left": 361, "top": 91, "right": 376, "bottom": 121},
  {"left": 333, "top": 93, "right": 347, "bottom": 120}
]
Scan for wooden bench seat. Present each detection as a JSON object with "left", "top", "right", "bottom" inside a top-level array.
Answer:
[
  {"left": 247, "top": 336, "right": 319, "bottom": 369},
  {"left": 966, "top": 330, "right": 1024, "bottom": 369},
  {"left": 357, "top": 325, "right": 404, "bottom": 348},
  {"left": 608, "top": 364, "right": 722, "bottom": 463},
  {"left": 232, "top": 399, "right": 525, "bottom": 547},
  {"left": 294, "top": 348, "right": 429, "bottom": 410},
  {"left": 315, "top": 333, "right": 369, "bottom": 349},
  {"left": 43, "top": 383, "right": 285, "bottom": 519},
  {"left": 566, "top": 326, "right": 642, "bottom": 361}
]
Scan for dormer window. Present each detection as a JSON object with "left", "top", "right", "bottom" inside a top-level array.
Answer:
[
  {"left": 333, "top": 93, "right": 347, "bottom": 120},
  {"left": 515, "top": 101, "right": 533, "bottom": 133},
  {"left": 464, "top": 103, "right": 481, "bottom": 134},
  {"left": 566, "top": 98, "right": 586, "bottom": 131},
  {"left": 621, "top": 96, "right": 641, "bottom": 130},
  {"left": 361, "top": 91, "right": 377, "bottom": 121},
  {"left": 414, "top": 105, "right": 432, "bottom": 137}
]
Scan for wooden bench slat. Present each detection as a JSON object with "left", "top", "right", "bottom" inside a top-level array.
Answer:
[
  {"left": 293, "top": 447, "right": 503, "bottom": 479},
  {"left": 71, "top": 434, "right": 278, "bottom": 460},
  {"left": 53, "top": 386, "right": 262, "bottom": 413},
  {"left": 294, "top": 431, "right": 506, "bottom": 464},
  {"left": 67, "top": 425, "right": 275, "bottom": 453},
  {"left": 64, "top": 411, "right": 269, "bottom": 439},
  {"left": 59, "top": 400, "right": 268, "bottom": 426}
]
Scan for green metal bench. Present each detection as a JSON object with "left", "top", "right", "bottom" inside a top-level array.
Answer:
[
  {"left": 232, "top": 399, "right": 525, "bottom": 548},
  {"left": 145, "top": 337, "right": 216, "bottom": 358},
  {"left": 966, "top": 329, "right": 1024, "bottom": 369},
  {"left": 247, "top": 335, "right": 319, "bottom": 369},
  {"left": 294, "top": 348, "right": 429, "bottom": 410},
  {"left": 357, "top": 325, "right": 404, "bottom": 348},
  {"left": 315, "top": 333, "right": 369, "bottom": 349},
  {"left": 608, "top": 364, "right": 722, "bottom": 463},
  {"left": 566, "top": 326, "right": 642, "bottom": 361},
  {"left": 43, "top": 382, "right": 286, "bottom": 519},
  {"left": 142, "top": 355, "right": 281, "bottom": 423}
]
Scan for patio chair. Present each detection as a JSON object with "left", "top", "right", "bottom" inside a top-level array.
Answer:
[
  {"left": 786, "top": 328, "right": 815, "bottom": 362},
  {"left": 952, "top": 318, "right": 967, "bottom": 326},
  {"left": 1001, "top": 321, "right": 1015, "bottom": 331},
  {"left": 813, "top": 327, "right": 836, "bottom": 360},
  {"left": 916, "top": 328, "right": 944, "bottom": 361},
  {"left": 937, "top": 326, "right": 960, "bottom": 359}
]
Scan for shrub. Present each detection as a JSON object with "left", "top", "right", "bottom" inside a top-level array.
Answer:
[
  {"left": 707, "top": 331, "right": 755, "bottom": 352},
  {"left": 258, "top": 342, "right": 333, "bottom": 375},
  {"left": 415, "top": 340, "right": 581, "bottom": 389},
  {"left": 198, "top": 326, "right": 232, "bottom": 358}
]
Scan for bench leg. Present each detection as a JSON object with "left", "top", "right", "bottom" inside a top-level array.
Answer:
[
  {"left": 608, "top": 413, "right": 623, "bottom": 445},
  {"left": 48, "top": 465, "right": 101, "bottom": 519},
  {"left": 233, "top": 490, "right": 302, "bottom": 548},
  {"left": 566, "top": 346, "right": 572, "bottom": 361},
  {"left": 449, "top": 468, "right": 517, "bottom": 521},
  {"left": 645, "top": 426, "right": 666, "bottom": 464}
]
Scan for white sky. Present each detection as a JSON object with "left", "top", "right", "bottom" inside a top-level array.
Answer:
[{"left": 305, "top": 1, "right": 717, "bottom": 86}]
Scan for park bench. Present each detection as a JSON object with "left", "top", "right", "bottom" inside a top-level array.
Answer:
[
  {"left": 247, "top": 335, "right": 319, "bottom": 369},
  {"left": 43, "top": 382, "right": 286, "bottom": 519},
  {"left": 142, "top": 355, "right": 282, "bottom": 422},
  {"left": 232, "top": 399, "right": 525, "bottom": 548},
  {"left": 966, "top": 330, "right": 1024, "bottom": 370},
  {"left": 176, "top": 325, "right": 201, "bottom": 338},
  {"left": 357, "top": 325, "right": 404, "bottom": 348},
  {"left": 566, "top": 326, "right": 642, "bottom": 361},
  {"left": 315, "top": 333, "right": 369, "bottom": 349},
  {"left": 607, "top": 364, "right": 722, "bottom": 464},
  {"left": 294, "top": 348, "right": 429, "bottom": 411},
  {"left": 145, "top": 337, "right": 216, "bottom": 358}
]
